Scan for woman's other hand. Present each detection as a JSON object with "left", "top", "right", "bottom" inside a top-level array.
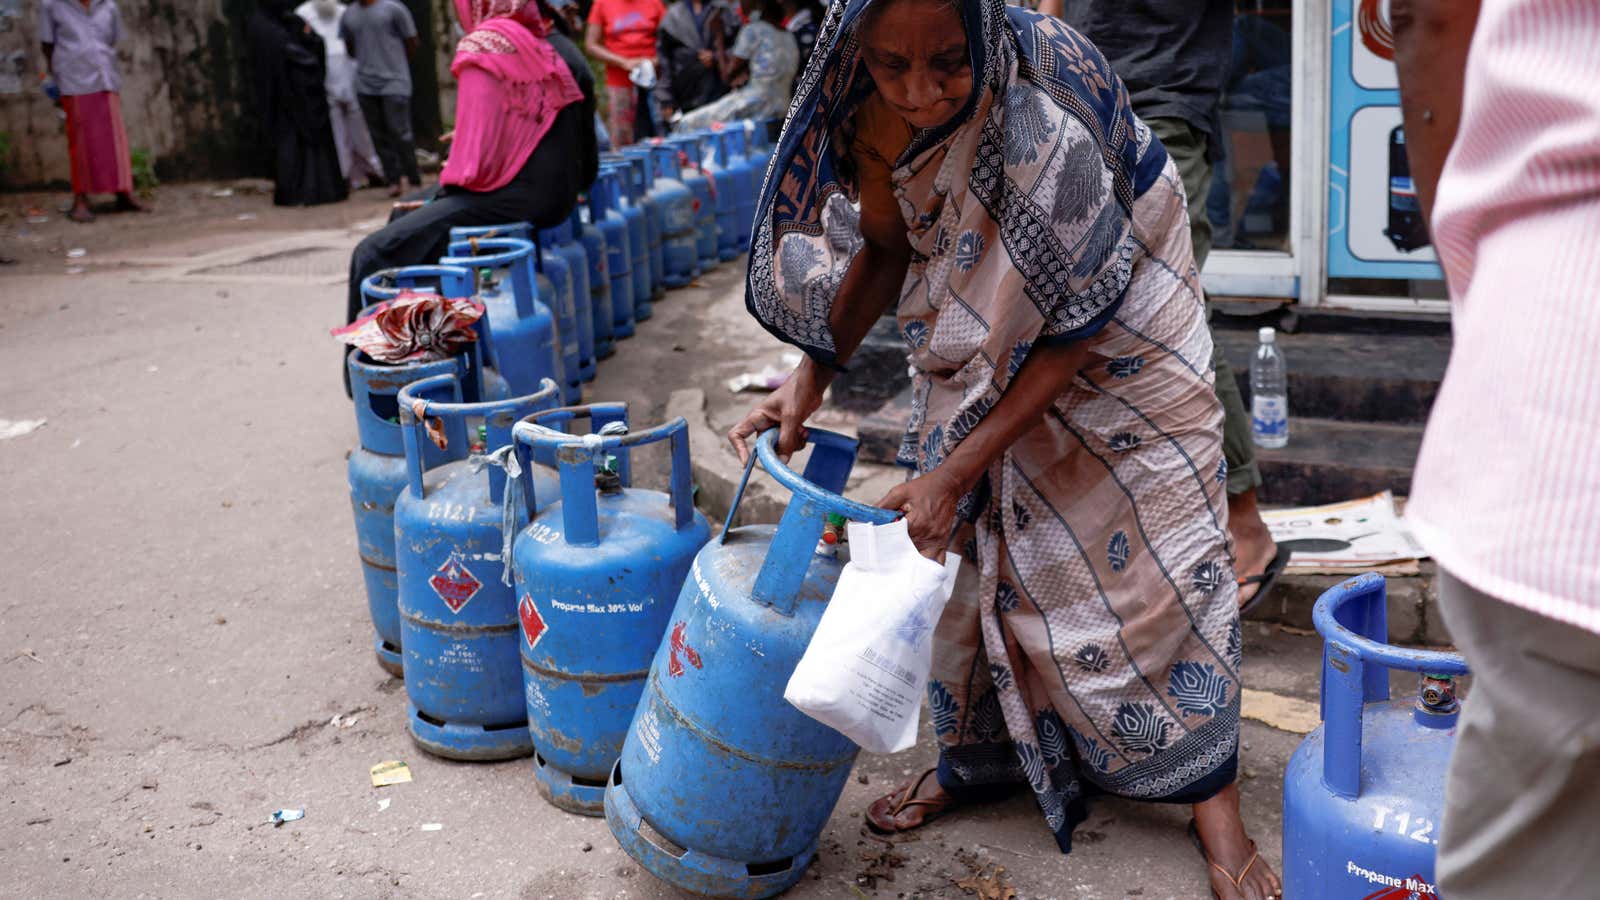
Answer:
[
  {"left": 728, "top": 357, "right": 830, "bottom": 465},
  {"left": 877, "top": 469, "right": 962, "bottom": 559}
]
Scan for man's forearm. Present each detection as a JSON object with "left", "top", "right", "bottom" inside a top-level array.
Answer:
[
  {"left": 1036, "top": 0, "right": 1062, "bottom": 17},
  {"left": 1392, "top": 0, "right": 1482, "bottom": 222},
  {"left": 938, "top": 341, "right": 1088, "bottom": 492}
]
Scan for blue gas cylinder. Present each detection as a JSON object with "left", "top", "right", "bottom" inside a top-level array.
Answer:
[
  {"left": 601, "top": 162, "right": 653, "bottom": 323},
  {"left": 438, "top": 236, "right": 559, "bottom": 398},
  {"left": 743, "top": 118, "right": 775, "bottom": 194},
  {"left": 459, "top": 222, "right": 579, "bottom": 395},
  {"left": 694, "top": 129, "right": 744, "bottom": 262},
  {"left": 510, "top": 406, "right": 711, "bottom": 815},
  {"left": 611, "top": 148, "right": 662, "bottom": 299},
  {"left": 449, "top": 221, "right": 532, "bottom": 246},
  {"left": 360, "top": 265, "right": 511, "bottom": 401},
  {"left": 617, "top": 147, "right": 668, "bottom": 297},
  {"left": 346, "top": 350, "right": 474, "bottom": 677},
  {"left": 537, "top": 224, "right": 588, "bottom": 405},
  {"left": 562, "top": 211, "right": 605, "bottom": 383},
  {"left": 713, "top": 125, "right": 755, "bottom": 253},
  {"left": 530, "top": 230, "right": 582, "bottom": 404},
  {"left": 572, "top": 208, "right": 614, "bottom": 347},
  {"left": 605, "top": 429, "right": 898, "bottom": 897},
  {"left": 553, "top": 211, "right": 598, "bottom": 390},
  {"left": 456, "top": 223, "right": 570, "bottom": 391},
  {"left": 394, "top": 374, "right": 562, "bottom": 760},
  {"left": 645, "top": 144, "right": 702, "bottom": 288},
  {"left": 1282, "top": 574, "right": 1469, "bottom": 898},
  {"left": 663, "top": 136, "right": 720, "bottom": 271},
  {"left": 590, "top": 169, "right": 637, "bottom": 338}
]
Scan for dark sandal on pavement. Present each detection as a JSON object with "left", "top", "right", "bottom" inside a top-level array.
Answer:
[
  {"left": 1187, "top": 819, "right": 1276, "bottom": 900},
  {"left": 1237, "top": 544, "right": 1291, "bottom": 618},
  {"left": 865, "top": 767, "right": 954, "bottom": 835}
]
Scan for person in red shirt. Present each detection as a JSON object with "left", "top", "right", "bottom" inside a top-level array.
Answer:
[{"left": 585, "top": 0, "right": 666, "bottom": 146}]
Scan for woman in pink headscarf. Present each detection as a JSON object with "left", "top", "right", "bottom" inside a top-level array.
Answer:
[{"left": 345, "top": 0, "right": 598, "bottom": 324}]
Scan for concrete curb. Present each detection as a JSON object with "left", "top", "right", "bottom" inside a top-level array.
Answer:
[{"left": 1249, "top": 563, "right": 1450, "bottom": 647}]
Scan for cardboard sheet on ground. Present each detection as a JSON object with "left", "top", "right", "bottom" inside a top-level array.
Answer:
[
  {"left": 1241, "top": 688, "right": 1320, "bottom": 735},
  {"left": 1262, "top": 491, "right": 1427, "bottom": 574},
  {"left": 369, "top": 760, "right": 412, "bottom": 787}
]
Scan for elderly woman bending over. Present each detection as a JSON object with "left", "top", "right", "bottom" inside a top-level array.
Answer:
[{"left": 730, "top": 0, "right": 1281, "bottom": 896}]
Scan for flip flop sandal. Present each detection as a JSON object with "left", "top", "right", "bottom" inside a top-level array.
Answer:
[
  {"left": 68, "top": 207, "right": 95, "bottom": 224},
  {"left": 865, "top": 767, "right": 954, "bottom": 835},
  {"left": 1237, "top": 544, "right": 1292, "bottom": 619},
  {"left": 1187, "top": 819, "right": 1277, "bottom": 900}
]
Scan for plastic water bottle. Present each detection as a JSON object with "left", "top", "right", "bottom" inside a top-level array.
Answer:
[{"left": 1251, "top": 326, "right": 1289, "bottom": 449}]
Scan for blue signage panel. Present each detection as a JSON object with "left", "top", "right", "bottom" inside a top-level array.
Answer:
[{"left": 1327, "top": 0, "right": 1443, "bottom": 280}]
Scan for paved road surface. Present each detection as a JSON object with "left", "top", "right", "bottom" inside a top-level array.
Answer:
[{"left": 0, "top": 192, "right": 1313, "bottom": 899}]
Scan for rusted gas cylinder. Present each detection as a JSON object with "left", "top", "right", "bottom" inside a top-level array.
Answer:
[
  {"left": 347, "top": 264, "right": 499, "bottom": 676},
  {"left": 393, "top": 374, "right": 559, "bottom": 760},
  {"left": 1282, "top": 573, "right": 1469, "bottom": 898},
  {"left": 509, "top": 405, "right": 709, "bottom": 814},
  {"left": 605, "top": 429, "right": 896, "bottom": 897}
]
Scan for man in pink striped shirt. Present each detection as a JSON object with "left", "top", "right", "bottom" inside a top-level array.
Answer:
[{"left": 1394, "top": 0, "right": 1600, "bottom": 895}]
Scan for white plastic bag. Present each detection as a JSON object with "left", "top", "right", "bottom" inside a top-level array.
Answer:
[
  {"left": 628, "top": 58, "right": 658, "bottom": 90},
  {"left": 784, "top": 519, "right": 961, "bottom": 754}
]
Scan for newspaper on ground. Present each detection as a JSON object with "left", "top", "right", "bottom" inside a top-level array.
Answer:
[{"left": 1262, "top": 491, "right": 1427, "bottom": 575}]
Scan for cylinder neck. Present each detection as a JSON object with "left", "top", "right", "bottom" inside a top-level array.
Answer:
[{"left": 1413, "top": 673, "right": 1460, "bottom": 729}]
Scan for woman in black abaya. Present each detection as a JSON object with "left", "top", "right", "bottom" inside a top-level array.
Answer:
[{"left": 248, "top": 0, "right": 349, "bottom": 207}]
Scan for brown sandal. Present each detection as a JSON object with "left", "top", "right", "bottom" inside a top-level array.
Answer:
[
  {"left": 865, "top": 767, "right": 955, "bottom": 835},
  {"left": 1187, "top": 819, "right": 1277, "bottom": 900}
]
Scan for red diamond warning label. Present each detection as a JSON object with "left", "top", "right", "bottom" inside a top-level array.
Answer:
[
  {"left": 429, "top": 553, "right": 482, "bottom": 614},
  {"left": 519, "top": 594, "right": 547, "bottom": 651}
]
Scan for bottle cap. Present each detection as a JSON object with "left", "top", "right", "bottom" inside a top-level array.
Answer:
[{"left": 1258, "top": 326, "right": 1276, "bottom": 342}]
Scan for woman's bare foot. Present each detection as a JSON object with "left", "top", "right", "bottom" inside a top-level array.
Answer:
[
  {"left": 113, "top": 192, "right": 146, "bottom": 212},
  {"left": 68, "top": 194, "right": 95, "bottom": 223},
  {"left": 865, "top": 767, "right": 956, "bottom": 833},
  {"left": 1192, "top": 785, "right": 1281, "bottom": 899},
  {"left": 1228, "top": 488, "right": 1278, "bottom": 608}
]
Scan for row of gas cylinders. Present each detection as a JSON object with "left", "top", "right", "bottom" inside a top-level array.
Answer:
[
  {"left": 340, "top": 122, "right": 1472, "bottom": 898},
  {"left": 349, "top": 116, "right": 775, "bottom": 688},
  {"left": 379, "top": 119, "right": 778, "bottom": 411},
  {"left": 348, "top": 336, "right": 1472, "bottom": 900},
  {"left": 342, "top": 115, "right": 892, "bottom": 898},
  {"left": 347, "top": 319, "right": 895, "bottom": 896}
]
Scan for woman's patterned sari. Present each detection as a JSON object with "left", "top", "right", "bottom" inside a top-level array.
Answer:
[{"left": 746, "top": 0, "right": 1242, "bottom": 853}]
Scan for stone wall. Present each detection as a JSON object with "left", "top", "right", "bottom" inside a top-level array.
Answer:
[{"left": 0, "top": 0, "right": 455, "bottom": 188}]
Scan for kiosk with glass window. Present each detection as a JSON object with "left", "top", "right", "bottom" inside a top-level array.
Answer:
[{"left": 1200, "top": 0, "right": 1446, "bottom": 313}]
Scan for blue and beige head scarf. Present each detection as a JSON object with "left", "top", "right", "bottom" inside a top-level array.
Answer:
[{"left": 745, "top": 0, "right": 1171, "bottom": 384}]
